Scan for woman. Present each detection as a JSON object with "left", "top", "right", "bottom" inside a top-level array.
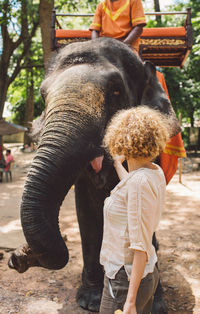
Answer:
[{"left": 100, "top": 106, "right": 170, "bottom": 314}]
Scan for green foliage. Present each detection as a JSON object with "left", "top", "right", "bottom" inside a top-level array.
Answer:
[
  {"left": 191, "top": 13, "right": 200, "bottom": 59},
  {"left": 54, "top": 0, "right": 98, "bottom": 29},
  {"left": 1, "top": 0, "right": 43, "bottom": 123},
  {"left": 0, "top": 0, "right": 40, "bottom": 130},
  {"left": 8, "top": 64, "right": 45, "bottom": 125},
  {"left": 0, "top": 0, "right": 19, "bottom": 27},
  {"left": 55, "top": 0, "right": 98, "bottom": 12},
  {"left": 10, "top": 96, "right": 45, "bottom": 126},
  {"left": 163, "top": 65, "right": 200, "bottom": 125},
  {"left": 189, "top": 0, "right": 200, "bottom": 12},
  {"left": 7, "top": 32, "right": 45, "bottom": 124},
  {"left": 161, "top": 0, "right": 200, "bottom": 127}
]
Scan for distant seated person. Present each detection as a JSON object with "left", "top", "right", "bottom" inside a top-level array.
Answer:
[
  {"left": 0, "top": 145, "right": 5, "bottom": 182},
  {"left": 0, "top": 145, "right": 5, "bottom": 168},
  {"left": 5, "top": 149, "right": 14, "bottom": 172},
  {"left": 22, "top": 142, "right": 35, "bottom": 153},
  {"left": 89, "top": 0, "right": 146, "bottom": 53}
]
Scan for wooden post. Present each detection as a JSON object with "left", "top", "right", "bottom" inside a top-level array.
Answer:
[
  {"left": 186, "top": 7, "right": 193, "bottom": 49},
  {"left": 179, "top": 113, "right": 182, "bottom": 183},
  {"left": 179, "top": 156, "right": 182, "bottom": 183}
]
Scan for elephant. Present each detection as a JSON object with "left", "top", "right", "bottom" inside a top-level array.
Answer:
[{"left": 8, "top": 37, "right": 180, "bottom": 313}]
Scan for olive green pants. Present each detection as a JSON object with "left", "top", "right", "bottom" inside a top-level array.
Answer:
[{"left": 99, "top": 266, "right": 159, "bottom": 314}]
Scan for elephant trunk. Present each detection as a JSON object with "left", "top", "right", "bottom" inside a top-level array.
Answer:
[{"left": 21, "top": 105, "right": 103, "bottom": 270}]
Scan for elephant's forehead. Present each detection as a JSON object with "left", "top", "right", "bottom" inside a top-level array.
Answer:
[
  {"left": 46, "top": 84, "right": 105, "bottom": 118},
  {"left": 51, "top": 64, "right": 92, "bottom": 83},
  {"left": 45, "top": 62, "right": 122, "bottom": 99},
  {"left": 45, "top": 65, "right": 105, "bottom": 117},
  {"left": 47, "top": 64, "right": 105, "bottom": 90}
]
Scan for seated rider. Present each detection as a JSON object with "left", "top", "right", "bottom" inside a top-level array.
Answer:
[
  {"left": 0, "top": 145, "right": 5, "bottom": 168},
  {"left": 89, "top": 0, "right": 146, "bottom": 53},
  {"left": 0, "top": 145, "right": 5, "bottom": 182}
]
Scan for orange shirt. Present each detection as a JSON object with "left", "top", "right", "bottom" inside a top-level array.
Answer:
[
  {"left": 89, "top": 0, "right": 146, "bottom": 51},
  {"left": 156, "top": 70, "right": 170, "bottom": 99}
]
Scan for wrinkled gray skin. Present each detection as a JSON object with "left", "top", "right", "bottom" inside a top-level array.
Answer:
[{"left": 8, "top": 38, "right": 180, "bottom": 312}]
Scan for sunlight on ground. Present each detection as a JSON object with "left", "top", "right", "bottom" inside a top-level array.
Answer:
[
  {"left": 167, "top": 182, "right": 199, "bottom": 197},
  {"left": 167, "top": 173, "right": 200, "bottom": 198},
  {"left": 175, "top": 264, "right": 200, "bottom": 308},
  {"left": 0, "top": 219, "right": 22, "bottom": 233},
  {"left": 0, "top": 192, "right": 11, "bottom": 201},
  {"left": 21, "top": 299, "right": 62, "bottom": 314}
]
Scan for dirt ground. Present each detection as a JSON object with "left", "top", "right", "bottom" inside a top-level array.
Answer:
[{"left": 0, "top": 145, "right": 199, "bottom": 314}]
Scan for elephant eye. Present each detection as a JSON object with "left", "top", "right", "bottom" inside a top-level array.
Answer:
[{"left": 113, "top": 90, "right": 120, "bottom": 96}]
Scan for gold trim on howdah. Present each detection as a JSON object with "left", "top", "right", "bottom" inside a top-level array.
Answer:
[{"left": 140, "top": 38, "right": 185, "bottom": 46}]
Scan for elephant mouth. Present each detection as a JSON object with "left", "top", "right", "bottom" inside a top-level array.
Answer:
[{"left": 90, "top": 155, "right": 104, "bottom": 173}]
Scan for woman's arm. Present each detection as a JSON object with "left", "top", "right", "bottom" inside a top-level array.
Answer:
[
  {"left": 113, "top": 155, "right": 128, "bottom": 180},
  {"left": 123, "top": 250, "right": 147, "bottom": 314}
]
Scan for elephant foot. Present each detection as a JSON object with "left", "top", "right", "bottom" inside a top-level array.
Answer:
[
  {"left": 152, "top": 295, "right": 168, "bottom": 314},
  {"left": 76, "top": 285, "right": 103, "bottom": 312},
  {"left": 8, "top": 243, "right": 40, "bottom": 273}
]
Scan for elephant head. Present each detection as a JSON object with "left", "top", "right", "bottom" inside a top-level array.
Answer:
[{"left": 8, "top": 37, "right": 180, "bottom": 272}]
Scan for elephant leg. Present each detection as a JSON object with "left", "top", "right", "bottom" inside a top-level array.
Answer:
[
  {"left": 152, "top": 233, "right": 168, "bottom": 314},
  {"left": 74, "top": 175, "right": 105, "bottom": 312},
  {"left": 152, "top": 278, "right": 168, "bottom": 314}
]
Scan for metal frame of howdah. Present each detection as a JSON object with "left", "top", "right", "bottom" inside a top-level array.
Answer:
[{"left": 51, "top": 7, "right": 193, "bottom": 68}]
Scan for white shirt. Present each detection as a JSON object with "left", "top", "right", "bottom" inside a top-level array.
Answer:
[{"left": 100, "top": 164, "right": 166, "bottom": 280}]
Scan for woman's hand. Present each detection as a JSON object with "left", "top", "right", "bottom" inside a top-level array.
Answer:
[
  {"left": 112, "top": 155, "right": 127, "bottom": 180},
  {"left": 113, "top": 155, "right": 125, "bottom": 164},
  {"left": 123, "top": 301, "right": 137, "bottom": 314}
]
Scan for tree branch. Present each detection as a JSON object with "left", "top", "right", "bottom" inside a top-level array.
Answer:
[
  {"left": 11, "top": 0, "right": 29, "bottom": 54},
  {"left": 8, "top": 20, "right": 39, "bottom": 86}
]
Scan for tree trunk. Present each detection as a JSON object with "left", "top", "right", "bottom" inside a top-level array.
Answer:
[
  {"left": 39, "top": 0, "right": 54, "bottom": 73},
  {"left": 0, "top": 78, "right": 8, "bottom": 152},
  {"left": 189, "top": 110, "right": 194, "bottom": 127},
  {"left": 197, "top": 128, "right": 200, "bottom": 151},
  {"left": 0, "top": 38, "right": 10, "bottom": 145},
  {"left": 153, "top": 0, "right": 162, "bottom": 26},
  {"left": 24, "top": 61, "right": 34, "bottom": 146},
  {"left": 0, "top": 76, "right": 9, "bottom": 118}
]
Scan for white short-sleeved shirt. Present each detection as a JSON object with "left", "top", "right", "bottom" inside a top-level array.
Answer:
[{"left": 100, "top": 164, "right": 166, "bottom": 280}]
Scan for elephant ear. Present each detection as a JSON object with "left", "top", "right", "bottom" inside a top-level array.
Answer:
[
  {"left": 141, "top": 61, "right": 169, "bottom": 113},
  {"left": 141, "top": 61, "right": 181, "bottom": 137},
  {"left": 30, "top": 110, "right": 46, "bottom": 143}
]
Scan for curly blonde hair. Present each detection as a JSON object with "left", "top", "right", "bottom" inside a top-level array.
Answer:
[{"left": 103, "top": 106, "right": 170, "bottom": 160}]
